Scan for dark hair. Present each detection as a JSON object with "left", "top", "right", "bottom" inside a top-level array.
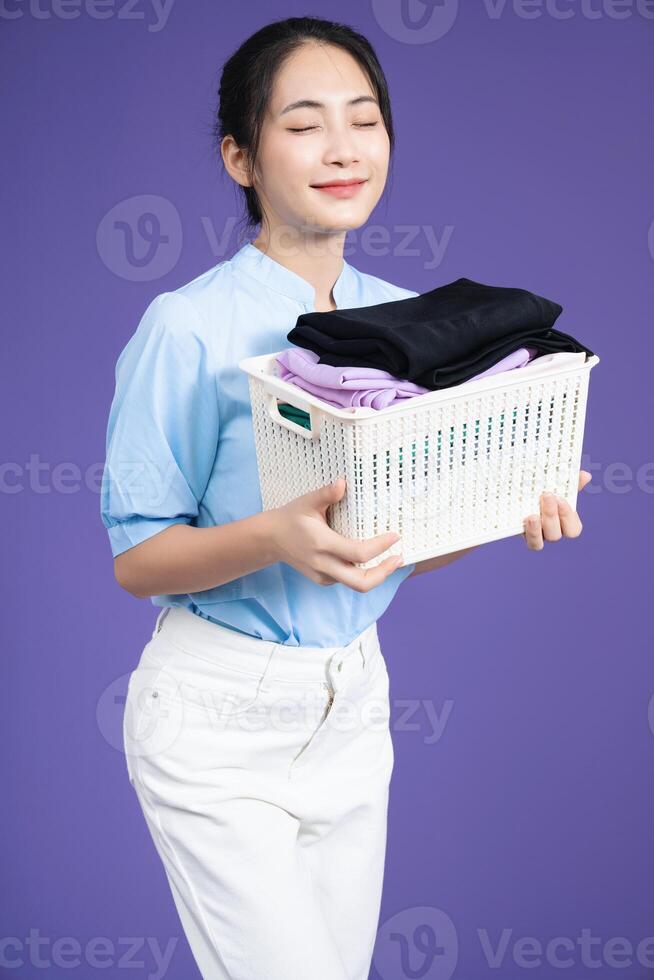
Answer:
[{"left": 212, "top": 16, "right": 395, "bottom": 240}]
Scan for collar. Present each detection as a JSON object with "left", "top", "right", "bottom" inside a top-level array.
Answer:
[{"left": 230, "top": 240, "right": 357, "bottom": 308}]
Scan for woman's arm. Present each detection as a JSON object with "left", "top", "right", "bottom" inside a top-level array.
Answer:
[
  {"left": 114, "top": 512, "right": 279, "bottom": 598},
  {"left": 114, "top": 478, "right": 402, "bottom": 598}
]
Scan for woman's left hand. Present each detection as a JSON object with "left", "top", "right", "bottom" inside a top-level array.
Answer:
[{"left": 522, "top": 470, "right": 592, "bottom": 551}]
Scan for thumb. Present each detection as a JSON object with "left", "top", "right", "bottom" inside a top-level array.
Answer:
[{"left": 310, "top": 476, "right": 347, "bottom": 510}]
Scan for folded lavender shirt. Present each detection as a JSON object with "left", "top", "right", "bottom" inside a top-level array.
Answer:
[
  {"left": 468, "top": 345, "right": 538, "bottom": 381},
  {"left": 275, "top": 346, "right": 538, "bottom": 410},
  {"left": 275, "top": 347, "right": 430, "bottom": 408}
]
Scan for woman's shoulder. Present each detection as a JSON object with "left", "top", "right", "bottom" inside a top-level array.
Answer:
[
  {"left": 169, "top": 258, "right": 235, "bottom": 321},
  {"left": 134, "top": 259, "right": 235, "bottom": 344}
]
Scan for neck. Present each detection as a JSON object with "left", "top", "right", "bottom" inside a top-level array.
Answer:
[{"left": 251, "top": 228, "right": 346, "bottom": 311}]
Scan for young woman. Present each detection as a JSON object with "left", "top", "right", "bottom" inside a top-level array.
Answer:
[{"left": 102, "top": 16, "right": 590, "bottom": 980}]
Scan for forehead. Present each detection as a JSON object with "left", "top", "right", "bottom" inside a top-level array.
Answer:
[{"left": 268, "top": 43, "right": 375, "bottom": 114}]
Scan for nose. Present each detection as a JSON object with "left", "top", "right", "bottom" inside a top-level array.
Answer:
[{"left": 321, "top": 121, "right": 361, "bottom": 168}]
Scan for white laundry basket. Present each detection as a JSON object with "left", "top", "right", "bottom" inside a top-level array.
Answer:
[{"left": 239, "top": 350, "right": 600, "bottom": 569}]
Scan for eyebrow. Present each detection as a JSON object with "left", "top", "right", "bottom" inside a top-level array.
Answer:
[{"left": 279, "top": 96, "right": 379, "bottom": 116}]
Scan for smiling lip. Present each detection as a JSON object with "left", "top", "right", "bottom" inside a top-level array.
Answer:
[{"left": 311, "top": 179, "right": 367, "bottom": 199}]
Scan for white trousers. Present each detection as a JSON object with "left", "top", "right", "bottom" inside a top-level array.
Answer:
[{"left": 123, "top": 605, "right": 395, "bottom": 980}]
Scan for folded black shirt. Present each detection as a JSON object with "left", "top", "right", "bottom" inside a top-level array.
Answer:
[{"left": 287, "top": 277, "right": 594, "bottom": 390}]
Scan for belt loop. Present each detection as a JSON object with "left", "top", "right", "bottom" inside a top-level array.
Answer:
[{"left": 359, "top": 639, "right": 366, "bottom": 669}]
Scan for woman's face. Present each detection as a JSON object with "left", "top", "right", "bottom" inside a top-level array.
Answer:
[{"left": 250, "top": 42, "right": 390, "bottom": 249}]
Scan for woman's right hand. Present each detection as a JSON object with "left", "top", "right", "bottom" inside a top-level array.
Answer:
[{"left": 267, "top": 477, "right": 404, "bottom": 592}]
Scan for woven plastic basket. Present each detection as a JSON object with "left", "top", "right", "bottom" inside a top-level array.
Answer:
[{"left": 239, "top": 350, "right": 600, "bottom": 569}]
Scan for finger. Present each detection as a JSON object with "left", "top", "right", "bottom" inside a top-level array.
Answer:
[
  {"left": 321, "top": 552, "right": 404, "bottom": 593},
  {"left": 578, "top": 470, "right": 592, "bottom": 492},
  {"left": 540, "top": 492, "right": 562, "bottom": 541},
  {"left": 557, "top": 496, "right": 583, "bottom": 538},
  {"left": 523, "top": 514, "right": 544, "bottom": 550},
  {"left": 324, "top": 527, "right": 402, "bottom": 566}
]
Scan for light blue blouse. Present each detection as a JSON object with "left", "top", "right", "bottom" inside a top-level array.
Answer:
[{"left": 101, "top": 240, "right": 418, "bottom": 647}]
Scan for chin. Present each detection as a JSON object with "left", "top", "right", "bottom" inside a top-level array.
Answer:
[
  {"left": 309, "top": 221, "right": 368, "bottom": 238},
  {"left": 311, "top": 206, "right": 374, "bottom": 234}
]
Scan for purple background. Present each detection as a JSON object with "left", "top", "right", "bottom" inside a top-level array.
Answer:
[{"left": 2, "top": 2, "right": 653, "bottom": 977}]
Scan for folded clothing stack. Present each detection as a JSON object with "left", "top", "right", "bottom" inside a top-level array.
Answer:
[
  {"left": 286, "top": 276, "right": 594, "bottom": 390},
  {"left": 274, "top": 275, "right": 594, "bottom": 427}
]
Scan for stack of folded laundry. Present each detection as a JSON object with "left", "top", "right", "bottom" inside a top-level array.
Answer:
[{"left": 274, "top": 276, "right": 594, "bottom": 428}]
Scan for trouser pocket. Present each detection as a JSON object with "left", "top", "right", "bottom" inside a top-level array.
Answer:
[{"left": 122, "top": 652, "right": 183, "bottom": 788}]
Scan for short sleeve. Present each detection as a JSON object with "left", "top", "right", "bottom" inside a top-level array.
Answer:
[{"left": 100, "top": 291, "right": 220, "bottom": 558}]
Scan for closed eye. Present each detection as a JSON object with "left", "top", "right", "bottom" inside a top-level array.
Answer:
[{"left": 287, "top": 122, "right": 379, "bottom": 133}]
